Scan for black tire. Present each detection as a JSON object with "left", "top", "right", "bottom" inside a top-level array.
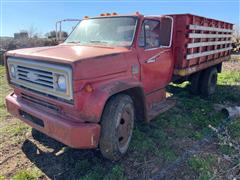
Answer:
[
  {"left": 99, "top": 94, "right": 134, "bottom": 161},
  {"left": 189, "top": 72, "right": 201, "bottom": 94},
  {"left": 200, "top": 67, "right": 218, "bottom": 96}
]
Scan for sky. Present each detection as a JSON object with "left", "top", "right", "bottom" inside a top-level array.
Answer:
[{"left": 1, "top": 0, "right": 240, "bottom": 37}]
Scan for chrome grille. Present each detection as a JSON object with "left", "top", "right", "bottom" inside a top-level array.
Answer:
[
  {"left": 7, "top": 57, "right": 73, "bottom": 101},
  {"left": 17, "top": 65, "right": 54, "bottom": 89}
]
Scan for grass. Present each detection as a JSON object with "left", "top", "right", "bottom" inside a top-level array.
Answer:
[
  {"left": 0, "top": 66, "right": 30, "bottom": 137},
  {"left": 188, "top": 154, "right": 217, "bottom": 180},
  {"left": 0, "top": 66, "right": 12, "bottom": 121},
  {"left": 228, "top": 118, "right": 240, "bottom": 140},
  {"left": 219, "top": 144, "right": 236, "bottom": 155},
  {"left": 12, "top": 168, "right": 42, "bottom": 180},
  {"left": 0, "top": 60, "right": 240, "bottom": 179}
]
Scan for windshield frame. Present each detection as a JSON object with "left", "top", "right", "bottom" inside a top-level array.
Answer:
[{"left": 64, "top": 16, "right": 139, "bottom": 48}]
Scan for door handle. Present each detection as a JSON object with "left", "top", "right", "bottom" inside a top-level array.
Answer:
[
  {"left": 145, "top": 57, "right": 156, "bottom": 63},
  {"left": 144, "top": 50, "right": 169, "bottom": 64}
]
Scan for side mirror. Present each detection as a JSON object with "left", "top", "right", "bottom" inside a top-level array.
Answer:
[{"left": 159, "top": 16, "right": 173, "bottom": 48}]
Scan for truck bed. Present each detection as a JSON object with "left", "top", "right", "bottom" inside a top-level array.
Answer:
[{"left": 169, "top": 14, "right": 233, "bottom": 76}]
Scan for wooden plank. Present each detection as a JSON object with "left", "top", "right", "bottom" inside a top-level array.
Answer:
[
  {"left": 189, "top": 33, "right": 232, "bottom": 39},
  {"left": 186, "top": 47, "right": 232, "bottom": 60},
  {"left": 189, "top": 24, "right": 234, "bottom": 33},
  {"left": 187, "top": 41, "right": 232, "bottom": 48}
]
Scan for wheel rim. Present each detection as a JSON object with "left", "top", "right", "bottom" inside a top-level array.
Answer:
[
  {"left": 210, "top": 73, "right": 217, "bottom": 93},
  {"left": 116, "top": 104, "right": 134, "bottom": 153}
]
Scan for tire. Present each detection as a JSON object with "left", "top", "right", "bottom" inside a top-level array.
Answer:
[
  {"left": 99, "top": 94, "right": 135, "bottom": 161},
  {"left": 189, "top": 72, "right": 201, "bottom": 94},
  {"left": 200, "top": 67, "right": 218, "bottom": 96}
]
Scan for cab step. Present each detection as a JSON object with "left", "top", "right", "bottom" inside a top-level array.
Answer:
[{"left": 147, "top": 98, "right": 176, "bottom": 121}]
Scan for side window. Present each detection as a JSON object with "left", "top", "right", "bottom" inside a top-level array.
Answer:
[
  {"left": 138, "top": 20, "right": 160, "bottom": 49},
  {"left": 159, "top": 16, "right": 173, "bottom": 47}
]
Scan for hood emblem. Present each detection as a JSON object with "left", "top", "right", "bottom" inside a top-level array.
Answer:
[{"left": 27, "top": 72, "right": 38, "bottom": 81}]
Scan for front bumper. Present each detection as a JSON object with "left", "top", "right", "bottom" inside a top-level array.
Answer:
[{"left": 5, "top": 93, "right": 101, "bottom": 149}]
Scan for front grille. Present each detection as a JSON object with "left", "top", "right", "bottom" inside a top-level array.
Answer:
[
  {"left": 17, "top": 65, "right": 54, "bottom": 89},
  {"left": 7, "top": 57, "right": 73, "bottom": 102},
  {"left": 21, "top": 93, "right": 59, "bottom": 112}
]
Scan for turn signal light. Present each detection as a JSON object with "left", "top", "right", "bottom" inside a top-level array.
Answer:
[{"left": 84, "top": 84, "right": 94, "bottom": 93}]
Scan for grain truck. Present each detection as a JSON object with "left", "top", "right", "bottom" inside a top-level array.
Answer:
[{"left": 4, "top": 13, "right": 233, "bottom": 160}]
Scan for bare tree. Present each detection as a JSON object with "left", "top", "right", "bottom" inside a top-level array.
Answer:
[
  {"left": 232, "top": 25, "right": 240, "bottom": 54},
  {"left": 28, "top": 25, "right": 39, "bottom": 38},
  {"left": 233, "top": 25, "right": 240, "bottom": 43}
]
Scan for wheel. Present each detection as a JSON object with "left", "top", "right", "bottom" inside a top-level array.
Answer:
[
  {"left": 99, "top": 94, "right": 135, "bottom": 161},
  {"left": 200, "top": 67, "right": 218, "bottom": 96},
  {"left": 189, "top": 72, "right": 201, "bottom": 94}
]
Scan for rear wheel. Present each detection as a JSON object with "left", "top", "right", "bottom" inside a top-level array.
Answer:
[
  {"left": 99, "top": 94, "right": 134, "bottom": 161},
  {"left": 189, "top": 72, "right": 202, "bottom": 94},
  {"left": 200, "top": 67, "right": 218, "bottom": 96}
]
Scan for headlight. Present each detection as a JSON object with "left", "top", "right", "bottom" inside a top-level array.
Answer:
[
  {"left": 10, "top": 65, "right": 16, "bottom": 78},
  {"left": 56, "top": 75, "right": 66, "bottom": 91}
]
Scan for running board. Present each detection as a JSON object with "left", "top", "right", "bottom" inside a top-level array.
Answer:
[{"left": 147, "top": 99, "right": 176, "bottom": 121}]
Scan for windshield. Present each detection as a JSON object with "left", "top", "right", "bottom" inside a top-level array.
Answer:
[{"left": 65, "top": 17, "right": 137, "bottom": 47}]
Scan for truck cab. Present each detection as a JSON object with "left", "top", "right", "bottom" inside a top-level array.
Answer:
[{"left": 5, "top": 13, "right": 232, "bottom": 160}]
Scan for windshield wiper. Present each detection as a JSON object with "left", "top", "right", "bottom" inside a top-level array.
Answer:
[
  {"left": 89, "top": 40, "right": 108, "bottom": 44},
  {"left": 66, "top": 41, "right": 81, "bottom": 44}
]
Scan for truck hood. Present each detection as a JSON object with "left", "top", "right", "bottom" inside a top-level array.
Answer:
[{"left": 6, "top": 44, "right": 130, "bottom": 64}]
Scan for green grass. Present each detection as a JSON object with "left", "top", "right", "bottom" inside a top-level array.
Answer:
[
  {"left": 0, "top": 175, "right": 4, "bottom": 180},
  {"left": 219, "top": 144, "right": 236, "bottom": 155},
  {"left": 104, "top": 165, "right": 125, "bottom": 180},
  {"left": 12, "top": 168, "right": 42, "bottom": 180},
  {"left": 79, "top": 164, "right": 125, "bottom": 180},
  {"left": 0, "top": 121, "right": 30, "bottom": 136},
  {"left": 228, "top": 118, "right": 240, "bottom": 140},
  {"left": 188, "top": 155, "right": 217, "bottom": 180},
  {"left": 0, "top": 66, "right": 12, "bottom": 121}
]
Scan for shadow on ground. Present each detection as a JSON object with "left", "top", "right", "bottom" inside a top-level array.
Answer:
[{"left": 22, "top": 132, "right": 113, "bottom": 179}]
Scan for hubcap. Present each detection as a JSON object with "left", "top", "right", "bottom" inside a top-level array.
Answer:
[{"left": 116, "top": 104, "right": 134, "bottom": 153}]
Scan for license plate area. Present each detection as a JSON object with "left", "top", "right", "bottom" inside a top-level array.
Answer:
[{"left": 19, "top": 110, "right": 44, "bottom": 127}]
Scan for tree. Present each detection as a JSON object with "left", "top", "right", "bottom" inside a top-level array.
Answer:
[
  {"left": 28, "top": 25, "right": 39, "bottom": 38},
  {"left": 232, "top": 25, "right": 240, "bottom": 54},
  {"left": 233, "top": 25, "right": 240, "bottom": 43}
]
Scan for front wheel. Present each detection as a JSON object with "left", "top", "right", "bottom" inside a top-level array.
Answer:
[{"left": 99, "top": 94, "right": 134, "bottom": 161}]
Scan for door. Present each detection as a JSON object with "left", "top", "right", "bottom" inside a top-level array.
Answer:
[{"left": 137, "top": 17, "right": 174, "bottom": 94}]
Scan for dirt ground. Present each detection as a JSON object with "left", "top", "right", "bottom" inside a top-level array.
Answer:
[{"left": 0, "top": 57, "right": 240, "bottom": 179}]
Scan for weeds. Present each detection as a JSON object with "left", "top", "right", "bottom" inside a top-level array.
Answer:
[
  {"left": 12, "top": 168, "right": 42, "bottom": 180},
  {"left": 188, "top": 155, "right": 216, "bottom": 180}
]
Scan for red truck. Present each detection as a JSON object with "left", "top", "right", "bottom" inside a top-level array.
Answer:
[{"left": 5, "top": 13, "right": 233, "bottom": 160}]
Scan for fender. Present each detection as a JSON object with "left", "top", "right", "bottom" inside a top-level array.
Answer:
[{"left": 78, "top": 78, "right": 145, "bottom": 123}]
